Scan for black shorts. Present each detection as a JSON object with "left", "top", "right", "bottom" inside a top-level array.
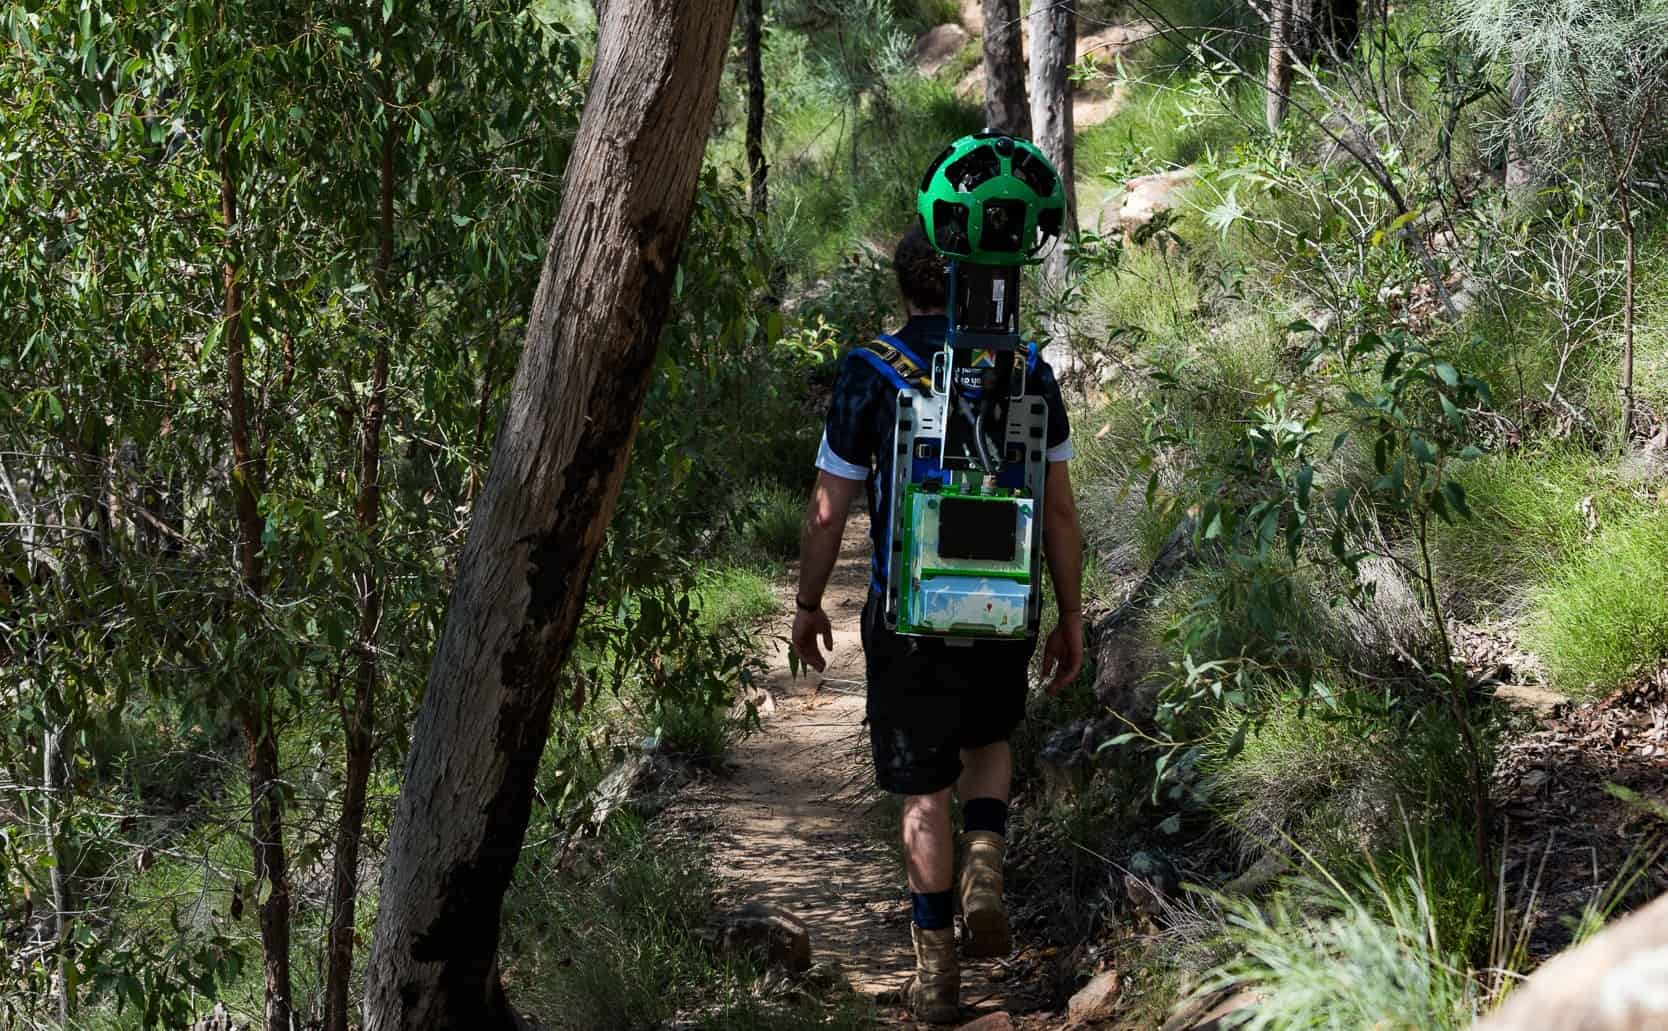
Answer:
[{"left": 861, "top": 595, "right": 1036, "bottom": 795}]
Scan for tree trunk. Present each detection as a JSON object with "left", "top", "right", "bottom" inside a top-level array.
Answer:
[
  {"left": 744, "top": 0, "right": 768, "bottom": 218},
  {"left": 323, "top": 45, "right": 399, "bottom": 1031},
  {"left": 1029, "top": 0, "right": 1076, "bottom": 379},
  {"left": 1620, "top": 188, "right": 1636, "bottom": 434},
  {"left": 1267, "top": 0, "right": 1292, "bottom": 130},
  {"left": 221, "top": 101, "right": 293, "bottom": 1031},
  {"left": 1505, "top": 60, "right": 1534, "bottom": 190},
  {"left": 44, "top": 721, "right": 70, "bottom": 1025},
  {"left": 360, "top": 2, "right": 737, "bottom": 1027},
  {"left": 982, "top": 0, "right": 1030, "bottom": 137}
]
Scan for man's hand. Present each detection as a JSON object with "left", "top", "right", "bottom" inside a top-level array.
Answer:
[
  {"left": 791, "top": 605, "right": 835, "bottom": 673},
  {"left": 1040, "top": 616, "right": 1084, "bottom": 696}
]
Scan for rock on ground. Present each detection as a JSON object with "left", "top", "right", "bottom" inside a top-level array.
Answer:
[
  {"left": 713, "top": 901, "right": 813, "bottom": 972},
  {"left": 1067, "top": 969, "right": 1121, "bottom": 1024},
  {"left": 1096, "top": 167, "right": 1197, "bottom": 234},
  {"left": 915, "top": 23, "right": 970, "bottom": 77},
  {"left": 956, "top": 1014, "right": 1015, "bottom": 1031}
]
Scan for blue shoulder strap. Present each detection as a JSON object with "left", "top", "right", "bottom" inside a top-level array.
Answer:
[
  {"left": 1025, "top": 341, "right": 1039, "bottom": 374},
  {"left": 876, "top": 332, "right": 928, "bottom": 371},
  {"left": 855, "top": 336, "right": 931, "bottom": 394}
]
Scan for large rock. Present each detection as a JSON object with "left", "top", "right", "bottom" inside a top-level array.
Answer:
[
  {"left": 1067, "top": 969, "right": 1121, "bottom": 1024},
  {"left": 1107, "top": 167, "right": 1197, "bottom": 235},
  {"left": 714, "top": 901, "right": 812, "bottom": 972},
  {"left": 914, "top": 23, "right": 969, "bottom": 76},
  {"left": 1470, "top": 889, "right": 1668, "bottom": 1030}
]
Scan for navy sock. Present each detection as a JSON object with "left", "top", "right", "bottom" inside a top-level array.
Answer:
[
  {"left": 963, "top": 797, "right": 1008, "bottom": 837},
  {"left": 911, "top": 890, "right": 954, "bottom": 930}
]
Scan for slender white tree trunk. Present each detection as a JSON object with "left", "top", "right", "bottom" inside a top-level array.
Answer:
[{"left": 1029, "top": 1, "right": 1077, "bottom": 381}]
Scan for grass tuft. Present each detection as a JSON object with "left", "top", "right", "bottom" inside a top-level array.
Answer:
[{"left": 1524, "top": 509, "right": 1668, "bottom": 698}]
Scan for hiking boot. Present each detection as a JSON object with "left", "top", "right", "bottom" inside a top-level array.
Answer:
[
  {"left": 958, "top": 830, "right": 1010, "bottom": 957},
  {"left": 906, "top": 923, "right": 960, "bottom": 1023}
]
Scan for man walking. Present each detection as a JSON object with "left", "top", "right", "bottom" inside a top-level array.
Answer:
[{"left": 790, "top": 228, "right": 1085, "bottom": 1023}]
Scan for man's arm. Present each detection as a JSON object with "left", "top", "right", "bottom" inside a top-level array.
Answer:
[
  {"left": 1040, "top": 460, "right": 1085, "bottom": 695},
  {"left": 791, "top": 470, "right": 865, "bottom": 672}
]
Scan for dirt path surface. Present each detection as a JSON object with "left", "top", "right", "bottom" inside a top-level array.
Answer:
[{"left": 705, "top": 510, "right": 1048, "bottom": 1026}]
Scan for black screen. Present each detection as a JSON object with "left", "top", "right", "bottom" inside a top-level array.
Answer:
[{"left": 937, "top": 498, "right": 1018, "bottom": 562}]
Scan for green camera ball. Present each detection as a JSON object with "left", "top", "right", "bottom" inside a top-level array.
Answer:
[{"left": 916, "top": 133, "right": 1067, "bottom": 266}]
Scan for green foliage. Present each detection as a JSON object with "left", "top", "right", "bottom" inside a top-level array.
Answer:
[
  {"left": 1205, "top": 856, "right": 1492, "bottom": 1031},
  {"left": 1429, "top": 447, "right": 1631, "bottom": 611},
  {"left": 736, "top": 482, "right": 807, "bottom": 562},
  {"left": 1525, "top": 509, "right": 1668, "bottom": 697},
  {"left": 502, "top": 815, "right": 873, "bottom": 1030},
  {"left": 693, "top": 566, "right": 782, "bottom": 636}
]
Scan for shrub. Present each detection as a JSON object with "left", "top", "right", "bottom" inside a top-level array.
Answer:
[
  {"left": 692, "top": 565, "right": 780, "bottom": 636},
  {"left": 738, "top": 482, "right": 806, "bottom": 562},
  {"left": 1524, "top": 509, "right": 1668, "bottom": 698},
  {"left": 1201, "top": 683, "right": 1384, "bottom": 864}
]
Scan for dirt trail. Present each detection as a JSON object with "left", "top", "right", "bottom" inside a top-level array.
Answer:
[{"left": 707, "top": 511, "right": 1042, "bottom": 1025}]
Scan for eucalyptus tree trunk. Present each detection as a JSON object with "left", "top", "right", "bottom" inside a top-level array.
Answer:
[
  {"left": 1267, "top": 0, "right": 1292, "bottom": 129},
  {"left": 745, "top": 0, "right": 768, "bottom": 218},
  {"left": 220, "top": 100, "right": 293, "bottom": 1031},
  {"left": 1029, "top": 0, "right": 1075, "bottom": 378},
  {"left": 1505, "top": 60, "right": 1534, "bottom": 190},
  {"left": 322, "top": 42, "right": 399, "bottom": 1031},
  {"left": 361, "top": 1, "right": 737, "bottom": 1027},
  {"left": 982, "top": 0, "right": 1029, "bottom": 137}
]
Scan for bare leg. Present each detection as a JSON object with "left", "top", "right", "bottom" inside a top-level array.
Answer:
[
  {"left": 901, "top": 788, "right": 954, "bottom": 892},
  {"left": 957, "top": 741, "right": 1012, "bottom": 804}
]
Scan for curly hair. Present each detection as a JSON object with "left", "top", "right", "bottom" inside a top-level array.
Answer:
[{"left": 894, "top": 227, "right": 948, "bottom": 311}]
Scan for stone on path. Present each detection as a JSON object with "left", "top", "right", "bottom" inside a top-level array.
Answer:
[
  {"left": 915, "top": 24, "right": 970, "bottom": 77},
  {"left": 1067, "top": 969, "right": 1121, "bottom": 1024},
  {"left": 956, "top": 1013, "right": 1015, "bottom": 1031},
  {"left": 714, "top": 901, "right": 812, "bottom": 973}
]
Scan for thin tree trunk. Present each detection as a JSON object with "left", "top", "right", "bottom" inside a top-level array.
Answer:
[
  {"left": 361, "top": 2, "right": 737, "bottom": 1027},
  {"left": 1030, "top": 0, "right": 1075, "bottom": 378},
  {"left": 44, "top": 721, "right": 70, "bottom": 1024},
  {"left": 1620, "top": 188, "right": 1636, "bottom": 432},
  {"left": 221, "top": 99, "right": 293, "bottom": 1031},
  {"left": 982, "top": 0, "right": 1029, "bottom": 137},
  {"left": 1267, "top": 0, "right": 1292, "bottom": 130},
  {"left": 323, "top": 44, "right": 399, "bottom": 1031},
  {"left": 1506, "top": 60, "right": 1534, "bottom": 190},
  {"left": 744, "top": 0, "right": 768, "bottom": 218}
]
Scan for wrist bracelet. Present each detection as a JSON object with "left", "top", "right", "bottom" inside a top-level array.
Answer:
[{"left": 795, "top": 596, "right": 820, "bottom": 613}]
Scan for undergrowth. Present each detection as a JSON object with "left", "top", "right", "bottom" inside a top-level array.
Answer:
[{"left": 1524, "top": 509, "right": 1668, "bottom": 698}]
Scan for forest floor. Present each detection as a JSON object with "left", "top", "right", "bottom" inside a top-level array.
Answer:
[{"left": 684, "top": 510, "right": 1062, "bottom": 1028}]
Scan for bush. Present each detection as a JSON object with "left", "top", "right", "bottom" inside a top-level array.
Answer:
[
  {"left": 1524, "top": 509, "right": 1668, "bottom": 698},
  {"left": 737, "top": 482, "right": 806, "bottom": 562},
  {"left": 1201, "top": 683, "right": 1383, "bottom": 863}
]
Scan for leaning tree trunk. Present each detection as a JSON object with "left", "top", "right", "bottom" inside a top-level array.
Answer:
[
  {"left": 1266, "top": 0, "right": 1293, "bottom": 129},
  {"left": 360, "top": 2, "right": 737, "bottom": 1028},
  {"left": 221, "top": 99, "right": 293, "bottom": 1031},
  {"left": 982, "top": 0, "right": 1030, "bottom": 137},
  {"left": 1029, "top": 0, "right": 1075, "bottom": 379}
]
